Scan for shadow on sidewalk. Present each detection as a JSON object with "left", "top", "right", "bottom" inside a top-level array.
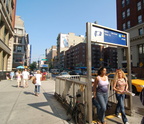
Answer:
[
  {"left": 136, "top": 107, "right": 144, "bottom": 116},
  {"left": 27, "top": 92, "right": 72, "bottom": 123},
  {"left": 106, "top": 118, "right": 122, "bottom": 124},
  {"left": 24, "top": 91, "right": 35, "bottom": 96}
]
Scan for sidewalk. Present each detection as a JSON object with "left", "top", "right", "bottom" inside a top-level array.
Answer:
[
  {"left": 0, "top": 79, "right": 143, "bottom": 124},
  {"left": 0, "top": 79, "right": 74, "bottom": 124}
]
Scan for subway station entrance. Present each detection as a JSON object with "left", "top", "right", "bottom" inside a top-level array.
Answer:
[{"left": 86, "top": 22, "right": 132, "bottom": 123}]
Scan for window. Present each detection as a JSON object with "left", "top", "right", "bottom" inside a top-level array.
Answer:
[
  {"left": 137, "top": 1, "right": 141, "bottom": 11},
  {"left": 127, "top": 21, "right": 130, "bottom": 28},
  {"left": 18, "top": 37, "right": 22, "bottom": 43},
  {"left": 139, "top": 28, "right": 143, "bottom": 35},
  {"left": 17, "top": 46, "right": 22, "bottom": 52},
  {"left": 123, "top": 23, "right": 126, "bottom": 30},
  {"left": 139, "top": 45, "right": 143, "bottom": 54},
  {"left": 122, "top": 11, "right": 126, "bottom": 19},
  {"left": 127, "top": 8, "right": 130, "bottom": 17},
  {"left": 138, "top": 15, "right": 142, "bottom": 24},
  {"left": 126, "top": 0, "right": 130, "bottom": 5},
  {"left": 122, "top": 0, "right": 125, "bottom": 7}
]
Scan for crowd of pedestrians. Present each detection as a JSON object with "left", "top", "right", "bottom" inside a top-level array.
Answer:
[{"left": 8, "top": 69, "right": 43, "bottom": 97}]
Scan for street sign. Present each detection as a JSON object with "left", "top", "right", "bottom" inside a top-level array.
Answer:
[
  {"left": 41, "top": 59, "right": 47, "bottom": 61},
  {"left": 91, "top": 24, "right": 128, "bottom": 47},
  {"left": 40, "top": 64, "right": 48, "bottom": 68}
]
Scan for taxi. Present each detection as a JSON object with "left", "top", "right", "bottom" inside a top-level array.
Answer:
[{"left": 107, "top": 73, "right": 144, "bottom": 93}]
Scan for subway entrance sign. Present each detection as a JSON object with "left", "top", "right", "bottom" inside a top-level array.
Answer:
[{"left": 91, "top": 24, "right": 128, "bottom": 47}]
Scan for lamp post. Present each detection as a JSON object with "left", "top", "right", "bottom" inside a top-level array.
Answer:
[{"left": 37, "top": 54, "right": 45, "bottom": 70}]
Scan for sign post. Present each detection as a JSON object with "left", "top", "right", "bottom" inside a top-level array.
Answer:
[{"left": 86, "top": 22, "right": 132, "bottom": 123}]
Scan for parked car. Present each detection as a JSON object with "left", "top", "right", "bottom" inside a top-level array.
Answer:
[
  {"left": 70, "top": 70, "right": 83, "bottom": 75},
  {"left": 58, "top": 72, "right": 70, "bottom": 77},
  {"left": 107, "top": 73, "right": 144, "bottom": 94}
]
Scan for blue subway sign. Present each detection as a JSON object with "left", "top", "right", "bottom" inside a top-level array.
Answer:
[{"left": 91, "top": 24, "right": 128, "bottom": 47}]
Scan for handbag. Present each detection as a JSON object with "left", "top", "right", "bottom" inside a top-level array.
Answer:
[{"left": 32, "top": 76, "right": 36, "bottom": 84}]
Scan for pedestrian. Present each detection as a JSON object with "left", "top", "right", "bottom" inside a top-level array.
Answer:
[
  {"left": 10, "top": 71, "right": 14, "bottom": 80},
  {"left": 113, "top": 69, "right": 129, "bottom": 124},
  {"left": 22, "top": 69, "right": 30, "bottom": 88},
  {"left": 93, "top": 67, "right": 109, "bottom": 124},
  {"left": 16, "top": 71, "right": 22, "bottom": 88},
  {"left": 34, "top": 70, "right": 42, "bottom": 96}
]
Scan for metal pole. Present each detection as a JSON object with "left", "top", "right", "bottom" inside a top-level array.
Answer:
[
  {"left": 126, "top": 32, "right": 132, "bottom": 115},
  {"left": 86, "top": 22, "right": 92, "bottom": 123}
]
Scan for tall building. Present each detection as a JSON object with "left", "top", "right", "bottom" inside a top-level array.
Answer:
[
  {"left": 57, "top": 33, "right": 85, "bottom": 68},
  {"left": 65, "top": 43, "right": 117, "bottom": 70},
  {"left": 12, "top": 16, "right": 30, "bottom": 69},
  {"left": 116, "top": 0, "right": 144, "bottom": 69},
  {"left": 45, "top": 45, "right": 57, "bottom": 69},
  {"left": 0, "top": 0, "right": 17, "bottom": 72}
]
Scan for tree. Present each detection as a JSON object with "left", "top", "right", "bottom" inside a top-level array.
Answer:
[{"left": 29, "top": 61, "right": 37, "bottom": 71}]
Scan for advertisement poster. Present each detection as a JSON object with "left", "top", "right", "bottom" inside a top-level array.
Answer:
[{"left": 60, "top": 34, "right": 69, "bottom": 48}]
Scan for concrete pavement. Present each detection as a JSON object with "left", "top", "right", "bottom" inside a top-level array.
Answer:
[
  {"left": 0, "top": 79, "right": 143, "bottom": 124},
  {"left": 0, "top": 79, "right": 74, "bottom": 124}
]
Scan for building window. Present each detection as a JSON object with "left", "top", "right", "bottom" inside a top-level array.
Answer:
[
  {"left": 126, "top": 0, "right": 130, "bottom": 5},
  {"left": 137, "top": 1, "right": 141, "bottom": 11},
  {"left": 138, "top": 15, "right": 142, "bottom": 24},
  {"left": 122, "top": 11, "right": 126, "bottom": 19},
  {"left": 17, "top": 46, "right": 22, "bottom": 52},
  {"left": 123, "top": 23, "right": 126, "bottom": 30},
  {"left": 139, "top": 45, "right": 143, "bottom": 54},
  {"left": 127, "top": 21, "right": 130, "bottom": 28},
  {"left": 122, "top": 0, "right": 125, "bottom": 8},
  {"left": 18, "top": 37, "right": 22, "bottom": 43},
  {"left": 127, "top": 8, "right": 130, "bottom": 17},
  {"left": 139, "top": 28, "right": 143, "bottom": 35}
]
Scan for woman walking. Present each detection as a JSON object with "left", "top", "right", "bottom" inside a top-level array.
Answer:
[
  {"left": 16, "top": 71, "right": 22, "bottom": 88},
  {"left": 113, "top": 69, "right": 129, "bottom": 124},
  {"left": 93, "top": 67, "right": 109, "bottom": 124},
  {"left": 34, "top": 70, "right": 42, "bottom": 96}
]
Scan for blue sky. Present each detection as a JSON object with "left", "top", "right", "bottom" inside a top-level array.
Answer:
[{"left": 16, "top": 0, "right": 117, "bottom": 62}]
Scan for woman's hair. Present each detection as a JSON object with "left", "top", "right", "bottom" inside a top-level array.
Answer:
[
  {"left": 18, "top": 71, "right": 21, "bottom": 74},
  {"left": 37, "top": 70, "right": 41, "bottom": 74},
  {"left": 114, "top": 69, "right": 127, "bottom": 81},
  {"left": 98, "top": 67, "right": 106, "bottom": 75}
]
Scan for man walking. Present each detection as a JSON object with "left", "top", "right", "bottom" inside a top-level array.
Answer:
[{"left": 22, "top": 69, "right": 30, "bottom": 88}]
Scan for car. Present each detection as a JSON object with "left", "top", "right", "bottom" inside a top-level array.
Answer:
[
  {"left": 107, "top": 73, "right": 144, "bottom": 94},
  {"left": 58, "top": 72, "right": 70, "bottom": 77},
  {"left": 70, "top": 70, "right": 83, "bottom": 75}
]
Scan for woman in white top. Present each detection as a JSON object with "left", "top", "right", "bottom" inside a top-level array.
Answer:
[
  {"left": 16, "top": 71, "right": 22, "bottom": 88},
  {"left": 34, "top": 70, "right": 42, "bottom": 96}
]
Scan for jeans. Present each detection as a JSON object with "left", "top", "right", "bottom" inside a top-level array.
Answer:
[
  {"left": 35, "top": 85, "right": 40, "bottom": 93},
  {"left": 92, "top": 97, "right": 100, "bottom": 114},
  {"left": 115, "top": 93, "right": 128, "bottom": 123},
  {"left": 96, "top": 92, "right": 108, "bottom": 123}
]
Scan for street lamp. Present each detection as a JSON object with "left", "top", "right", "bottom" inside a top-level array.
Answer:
[{"left": 37, "top": 54, "right": 45, "bottom": 70}]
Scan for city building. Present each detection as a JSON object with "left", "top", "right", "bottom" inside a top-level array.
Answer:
[
  {"left": 65, "top": 43, "right": 117, "bottom": 70},
  {"left": 0, "top": 0, "right": 17, "bottom": 72},
  {"left": 117, "top": 0, "right": 144, "bottom": 71},
  {"left": 45, "top": 45, "right": 57, "bottom": 69},
  {"left": 12, "top": 16, "right": 30, "bottom": 69},
  {"left": 103, "top": 46, "right": 117, "bottom": 69},
  {"left": 57, "top": 33, "right": 85, "bottom": 68}
]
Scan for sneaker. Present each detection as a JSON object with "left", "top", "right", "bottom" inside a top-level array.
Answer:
[
  {"left": 125, "top": 122, "right": 129, "bottom": 124},
  {"left": 116, "top": 114, "right": 121, "bottom": 118}
]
